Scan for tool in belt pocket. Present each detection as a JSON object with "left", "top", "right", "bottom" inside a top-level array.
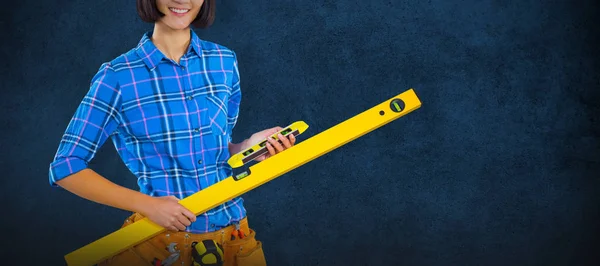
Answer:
[{"left": 191, "top": 239, "right": 224, "bottom": 266}]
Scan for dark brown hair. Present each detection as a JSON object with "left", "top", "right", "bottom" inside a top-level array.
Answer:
[{"left": 137, "top": 0, "right": 216, "bottom": 28}]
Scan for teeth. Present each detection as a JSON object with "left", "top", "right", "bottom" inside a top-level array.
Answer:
[{"left": 169, "top": 7, "right": 189, "bottom": 14}]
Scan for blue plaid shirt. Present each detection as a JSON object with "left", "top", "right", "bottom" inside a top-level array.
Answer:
[{"left": 49, "top": 29, "right": 246, "bottom": 233}]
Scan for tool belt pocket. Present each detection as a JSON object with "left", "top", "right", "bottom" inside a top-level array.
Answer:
[
  {"left": 235, "top": 240, "right": 266, "bottom": 266},
  {"left": 223, "top": 229, "right": 267, "bottom": 266},
  {"left": 98, "top": 213, "right": 173, "bottom": 266}
]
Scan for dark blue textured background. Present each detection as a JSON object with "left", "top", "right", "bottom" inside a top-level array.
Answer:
[{"left": 2, "top": 0, "right": 599, "bottom": 265}]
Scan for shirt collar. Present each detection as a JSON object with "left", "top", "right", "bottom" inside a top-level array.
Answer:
[{"left": 136, "top": 29, "right": 203, "bottom": 70}]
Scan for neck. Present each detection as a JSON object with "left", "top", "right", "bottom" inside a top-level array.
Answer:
[{"left": 151, "top": 22, "right": 191, "bottom": 64}]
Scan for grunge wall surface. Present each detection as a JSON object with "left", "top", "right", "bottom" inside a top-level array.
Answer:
[{"left": 2, "top": 0, "right": 599, "bottom": 265}]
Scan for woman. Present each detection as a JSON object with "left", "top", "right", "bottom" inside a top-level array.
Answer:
[{"left": 48, "top": 0, "right": 294, "bottom": 265}]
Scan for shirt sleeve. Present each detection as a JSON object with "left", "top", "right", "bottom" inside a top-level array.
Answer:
[
  {"left": 48, "top": 63, "right": 122, "bottom": 187},
  {"left": 226, "top": 51, "right": 242, "bottom": 143}
]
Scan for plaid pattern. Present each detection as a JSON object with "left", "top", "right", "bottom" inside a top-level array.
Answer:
[{"left": 49, "top": 30, "right": 245, "bottom": 233}]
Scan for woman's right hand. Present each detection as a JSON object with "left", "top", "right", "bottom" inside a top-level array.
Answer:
[{"left": 141, "top": 196, "right": 197, "bottom": 231}]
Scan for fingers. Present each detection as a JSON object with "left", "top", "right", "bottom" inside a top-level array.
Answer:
[
  {"left": 177, "top": 213, "right": 192, "bottom": 226},
  {"left": 264, "top": 127, "right": 282, "bottom": 138},
  {"left": 278, "top": 133, "right": 292, "bottom": 148},
  {"left": 168, "top": 196, "right": 180, "bottom": 202},
  {"left": 165, "top": 213, "right": 189, "bottom": 231},
  {"left": 180, "top": 206, "right": 197, "bottom": 222},
  {"left": 267, "top": 136, "right": 284, "bottom": 152},
  {"left": 174, "top": 205, "right": 195, "bottom": 230},
  {"left": 166, "top": 215, "right": 187, "bottom": 231},
  {"left": 265, "top": 141, "right": 276, "bottom": 156},
  {"left": 173, "top": 218, "right": 188, "bottom": 231},
  {"left": 259, "top": 126, "right": 296, "bottom": 161}
]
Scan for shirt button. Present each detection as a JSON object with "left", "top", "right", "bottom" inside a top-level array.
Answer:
[
  {"left": 181, "top": 66, "right": 185, "bottom": 70},
  {"left": 198, "top": 160, "right": 202, "bottom": 165},
  {"left": 194, "top": 128, "right": 200, "bottom": 133},
  {"left": 210, "top": 224, "right": 215, "bottom": 228},
  {"left": 187, "top": 96, "right": 193, "bottom": 100}
]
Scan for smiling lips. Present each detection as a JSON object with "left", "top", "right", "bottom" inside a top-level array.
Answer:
[{"left": 169, "top": 7, "right": 190, "bottom": 16}]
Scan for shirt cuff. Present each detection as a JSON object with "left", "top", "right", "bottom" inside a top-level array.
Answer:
[{"left": 49, "top": 157, "right": 88, "bottom": 187}]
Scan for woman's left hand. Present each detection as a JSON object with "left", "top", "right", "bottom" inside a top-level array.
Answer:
[{"left": 247, "top": 126, "right": 296, "bottom": 161}]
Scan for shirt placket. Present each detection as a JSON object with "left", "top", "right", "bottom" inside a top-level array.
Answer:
[{"left": 176, "top": 60, "right": 200, "bottom": 167}]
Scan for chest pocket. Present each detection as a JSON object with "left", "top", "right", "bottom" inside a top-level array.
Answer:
[
  {"left": 204, "top": 92, "right": 230, "bottom": 139},
  {"left": 121, "top": 96, "right": 213, "bottom": 143},
  {"left": 118, "top": 92, "right": 230, "bottom": 146}
]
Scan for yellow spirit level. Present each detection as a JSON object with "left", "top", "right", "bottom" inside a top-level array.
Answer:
[
  {"left": 64, "top": 88, "right": 422, "bottom": 266},
  {"left": 227, "top": 121, "right": 309, "bottom": 169}
]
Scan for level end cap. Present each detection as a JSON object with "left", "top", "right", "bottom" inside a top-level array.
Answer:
[
  {"left": 292, "top": 121, "right": 309, "bottom": 133},
  {"left": 227, "top": 157, "right": 243, "bottom": 168}
]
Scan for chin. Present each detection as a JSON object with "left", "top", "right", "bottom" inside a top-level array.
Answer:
[
  {"left": 170, "top": 23, "right": 192, "bottom": 30},
  {"left": 160, "top": 19, "right": 193, "bottom": 31}
]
